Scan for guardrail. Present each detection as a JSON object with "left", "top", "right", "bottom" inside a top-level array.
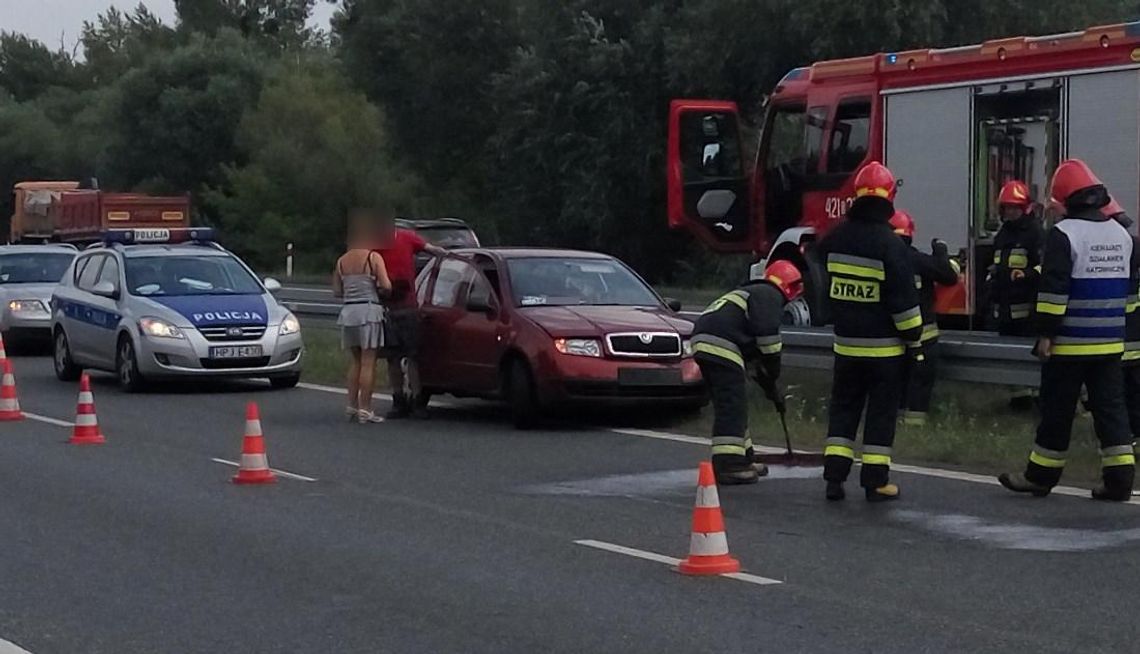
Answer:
[{"left": 279, "top": 285, "right": 1041, "bottom": 388}]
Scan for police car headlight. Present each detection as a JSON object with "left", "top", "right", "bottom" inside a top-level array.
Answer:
[
  {"left": 554, "top": 338, "right": 602, "bottom": 357},
  {"left": 682, "top": 339, "right": 694, "bottom": 357},
  {"left": 139, "top": 317, "right": 184, "bottom": 339},
  {"left": 279, "top": 313, "right": 301, "bottom": 336},
  {"left": 8, "top": 300, "right": 48, "bottom": 316}
]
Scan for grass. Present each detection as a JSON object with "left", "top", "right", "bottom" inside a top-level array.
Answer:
[
  {"left": 654, "top": 286, "right": 720, "bottom": 309},
  {"left": 300, "top": 321, "right": 390, "bottom": 389}
]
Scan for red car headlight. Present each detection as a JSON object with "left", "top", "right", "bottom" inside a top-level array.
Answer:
[{"left": 554, "top": 338, "right": 602, "bottom": 357}]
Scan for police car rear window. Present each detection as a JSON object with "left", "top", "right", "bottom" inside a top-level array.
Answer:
[{"left": 124, "top": 256, "right": 262, "bottom": 297}]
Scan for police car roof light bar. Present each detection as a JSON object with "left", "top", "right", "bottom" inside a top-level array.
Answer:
[{"left": 101, "top": 227, "right": 217, "bottom": 246}]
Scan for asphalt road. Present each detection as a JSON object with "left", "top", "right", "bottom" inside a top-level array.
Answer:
[{"left": 2, "top": 354, "right": 1140, "bottom": 653}]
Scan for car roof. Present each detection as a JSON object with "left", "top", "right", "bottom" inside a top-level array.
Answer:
[
  {"left": 85, "top": 244, "right": 232, "bottom": 258},
  {"left": 396, "top": 217, "right": 472, "bottom": 230},
  {"left": 452, "top": 247, "right": 614, "bottom": 260},
  {"left": 0, "top": 244, "right": 78, "bottom": 255}
]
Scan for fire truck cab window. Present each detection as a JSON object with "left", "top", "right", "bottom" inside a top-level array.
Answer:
[
  {"left": 762, "top": 104, "right": 808, "bottom": 237},
  {"left": 679, "top": 112, "right": 742, "bottom": 180},
  {"left": 827, "top": 100, "right": 871, "bottom": 174}
]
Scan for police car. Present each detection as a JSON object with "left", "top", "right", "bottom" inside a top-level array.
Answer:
[
  {"left": 0, "top": 244, "right": 77, "bottom": 343},
  {"left": 51, "top": 228, "right": 303, "bottom": 391}
]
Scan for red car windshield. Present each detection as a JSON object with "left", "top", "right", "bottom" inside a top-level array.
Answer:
[{"left": 507, "top": 257, "right": 659, "bottom": 307}]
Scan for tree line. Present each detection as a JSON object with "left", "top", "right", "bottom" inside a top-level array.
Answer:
[{"left": 0, "top": 0, "right": 1135, "bottom": 281}]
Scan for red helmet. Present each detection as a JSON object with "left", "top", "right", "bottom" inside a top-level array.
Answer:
[
  {"left": 1103, "top": 197, "right": 1126, "bottom": 218},
  {"left": 889, "top": 210, "right": 916, "bottom": 239},
  {"left": 1050, "top": 159, "right": 1104, "bottom": 206},
  {"left": 764, "top": 259, "right": 804, "bottom": 302},
  {"left": 853, "top": 161, "right": 897, "bottom": 201},
  {"left": 998, "top": 180, "right": 1032, "bottom": 208}
]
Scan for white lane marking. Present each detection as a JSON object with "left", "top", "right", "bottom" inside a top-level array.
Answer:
[
  {"left": 0, "top": 638, "right": 33, "bottom": 653},
  {"left": 295, "top": 382, "right": 1128, "bottom": 501},
  {"left": 574, "top": 539, "right": 782, "bottom": 586},
  {"left": 22, "top": 412, "right": 74, "bottom": 428},
  {"left": 281, "top": 286, "right": 333, "bottom": 294},
  {"left": 297, "top": 383, "right": 458, "bottom": 408},
  {"left": 210, "top": 458, "right": 319, "bottom": 483}
]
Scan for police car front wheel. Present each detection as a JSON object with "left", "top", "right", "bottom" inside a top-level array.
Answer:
[{"left": 53, "top": 329, "right": 81, "bottom": 382}]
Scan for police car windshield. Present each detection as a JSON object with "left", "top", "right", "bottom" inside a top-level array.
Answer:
[
  {"left": 507, "top": 257, "right": 659, "bottom": 307},
  {"left": 124, "top": 255, "right": 263, "bottom": 297},
  {"left": 0, "top": 252, "right": 74, "bottom": 284}
]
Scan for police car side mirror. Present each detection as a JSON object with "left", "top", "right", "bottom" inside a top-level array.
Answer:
[
  {"left": 263, "top": 277, "right": 282, "bottom": 294},
  {"left": 92, "top": 281, "right": 119, "bottom": 300}
]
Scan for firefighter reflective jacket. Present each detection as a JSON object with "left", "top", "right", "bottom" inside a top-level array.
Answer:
[
  {"left": 908, "top": 242, "right": 960, "bottom": 344},
  {"left": 1125, "top": 234, "right": 1140, "bottom": 366},
  {"left": 692, "top": 281, "right": 784, "bottom": 379},
  {"left": 818, "top": 206, "right": 923, "bottom": 357},
  {"left": 992, "top": 215, "right": 1045, "bottom": 324},
  {"left": 1036, "top": 208, "right": 1136, "bottom": 357}
]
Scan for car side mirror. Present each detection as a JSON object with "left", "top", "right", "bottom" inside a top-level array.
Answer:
[
  {"left": 263, "top": 277, "right": 282, "bottom": 293},
  {"left": 664, "top": 297, "right": 683, "bottom": 312},
  {"left": 466, "top": 294, "right": 496, "bottom": 316},
  {"left": 92, "top": 281, "right": 119, "bottom": 299}
]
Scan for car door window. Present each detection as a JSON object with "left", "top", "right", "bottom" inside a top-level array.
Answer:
[
  {"left": 416, "top": 258, "right": 438, "bottom": 306},
  {"left": 430, "top": 258, "right": 474, "bottom": 308},
  {"left": 77, "top": 255, "right": 104, "bottom": 292},
  {"left": 96, "top": 256, "right": 120, "bottom": 293}
]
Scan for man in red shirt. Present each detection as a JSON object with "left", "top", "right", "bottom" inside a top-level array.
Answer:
[{"left": 374, "top": 222, "right": 445, "bottom": 418}]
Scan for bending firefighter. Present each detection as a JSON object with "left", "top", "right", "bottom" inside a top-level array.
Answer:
[
  {"left": 817, "top": 162, "right": 923, "bottom": 502},
  {"left": 890, "top": 210, "right": 961, "bottom": 427},
  {"left": 990, "top": 180, "right": 1045, "bottom": 409},
  {"left": 692, "top": 261, "right": 804, "bottom": 485},
  {"left": 1000, "top": 160, "right": 1137, "bottom": 501}
]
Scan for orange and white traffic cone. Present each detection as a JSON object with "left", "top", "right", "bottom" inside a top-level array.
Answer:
[
  {"left": 232, "top": 402, "right": 276, "bottom": 485},
  {"left": 0, "top": 359, "right": 23, "bottom": 421},
  {"left": 0, "top": 332, "right": 7, "bottom": 362},
  {"left": 68, "top": 373, "right": 105, "bottom": 445},
  {"left": 677, "top": 461, "right": 741, "bottom": 576}
]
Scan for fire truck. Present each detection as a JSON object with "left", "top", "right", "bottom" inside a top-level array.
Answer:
[{"left": 668, "top": 22, "right": 1140, "bottom": 327}]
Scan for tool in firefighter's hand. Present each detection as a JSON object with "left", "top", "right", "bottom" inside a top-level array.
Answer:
[
  {"left": 752, "top": 381, "right": 827, "bottom": 468},
  {"left": 1011, "top": 269, "right": 1026, "bottom": 282}
]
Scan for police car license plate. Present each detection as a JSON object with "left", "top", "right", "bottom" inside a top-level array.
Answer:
[{"left": 209, "top": 345, "right": 263, "bottom": 359}]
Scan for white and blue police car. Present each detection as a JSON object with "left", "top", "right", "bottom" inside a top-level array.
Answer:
[{"left": 51, "top": 228, "right": 303, "bottom": 391}]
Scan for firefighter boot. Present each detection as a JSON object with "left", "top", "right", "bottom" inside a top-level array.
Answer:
[
  {"left": 1092, "top": 465, "right": 1135, "bottom": 502},
  {"left": 998, "top": 472, "right": 1051, "bottom": 497},
  {"left": 715, "top": 465, "right": 760, "bottom": 486},
  {"left": 826, "top": 481, "right": 846, "bottom": 501},
  {"left": 865, "top": 484, "right": 900, "bottom": 503},
  {"left": 385, "top": 393, "right": 411, "bottom": 420},
  {"left": 745, "top": 448, "right": 769, "bottom": 478}
]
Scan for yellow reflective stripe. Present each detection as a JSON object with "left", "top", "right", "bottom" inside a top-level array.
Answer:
[
  {"left": 825, "top": 445, "right": 855, "bottom": 459},
  {"left": 702, "top": 291, "right": 749, "bottom": 314},
  {"left": 1008, "top": 254, "right": 1029, "bottom": 269},
  {"left": 712, "top": 445, "right": 748, "bottom": 456},
  {"left": 693, "top": 342, "right": 745, "bottom": 368},
  {"left": 1029, "top": 451, "right": 1066, "bottom": 469},
  {"left": 1033, "top": 265, "right": 1042, "bottom": 274},
  {"left": 949, "top": 259, "right": 961, "bottom": 275},
  {"left": 993, "top": 253, "right": 1001, "bottom": 264},
  {"left": 895, "top": 314, "right": 923, "bottom": 331},
  {"left": 862, "top": 454, "right": 892, "bottom": 466},
  {"left": 920, "top": 324, "right": 940, "bottom": 342},
  {"left": 1102, "top": 454, "right": 1136, "bottom": 467},
  {"left": 1127, "top": 301, "right": 1139, "bottom": 314},
  {"left": 1052, "top": 342, "right": 1125, "bottom": 356},
  {"left": 722, "top": 292, "right": 748, "bottom": 311},
  {"left": 833, "top": 343, "right": 906, "bottom": 358},
  {"left": 1124, "top": 349, "right": 1140, "bottom": 361},
  {"left": 1036, "top": 302, "right": 1067, "bottom": 316},
  {"left": 758, "top": 342, "right": 783, "bottom": 355},
  {"left": 827, "top": 262, "right": 885, "bottom": 281}
]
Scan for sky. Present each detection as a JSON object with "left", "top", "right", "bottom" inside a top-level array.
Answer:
[{"left": 0, "top": 0, "right": 338, "bottom": 51}]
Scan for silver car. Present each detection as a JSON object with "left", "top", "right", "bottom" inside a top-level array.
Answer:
[
  {"left": 0, "top": 244, "right": 77, "bottom": 343},
  {"left": 51, "top": 231, "right": 303, "bottom": 391}
]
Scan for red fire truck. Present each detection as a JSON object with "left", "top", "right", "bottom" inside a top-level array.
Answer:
[{"left": 668, "top": 22, "right": 1140, "bottom": 327}]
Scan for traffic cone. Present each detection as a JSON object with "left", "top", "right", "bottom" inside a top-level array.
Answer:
[
  {"left": 232, "top": 402, "right": 276, "bottom": 485},
  {"left": 0, "top": 359, "right": 23, "bottom": 421},
  {"left": 677, "top": 461, "right": 741, "bottom": 576},
  {"left": 0, "top": 332, "right": 7, "bottom": 362},
  {"left": 68, "top": 373, "right": 105, "bottom": 445}
]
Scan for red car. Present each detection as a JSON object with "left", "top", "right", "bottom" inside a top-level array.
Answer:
[{"left": 414, "top": 248, "right": 706, "bottom": 427}]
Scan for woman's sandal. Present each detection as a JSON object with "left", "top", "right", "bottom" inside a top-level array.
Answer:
[{"left": 356, "top": 410, "right": 384, "bottom": 424}]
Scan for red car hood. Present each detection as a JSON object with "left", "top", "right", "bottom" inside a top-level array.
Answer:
[{"left": 520, "top": 305, "right": 693, "bottom": 338}]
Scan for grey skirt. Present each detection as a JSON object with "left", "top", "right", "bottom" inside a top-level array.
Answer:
[{"left": 338, "top": 303, "right": 386, "bottom": 350}]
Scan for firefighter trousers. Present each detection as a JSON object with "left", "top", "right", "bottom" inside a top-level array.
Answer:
[
  {"left": 901, "top": 340, "right": 939, "bottom": 425},
  {"left": 695, "top": 355, "right": 754, "bottom": 472},
  {"left": 824, "top": 354, "right": 904, "bottom": 489},
  {"left": 1026, "top": 357, "right": 1135, "bottom": 492},
  {"left": 1123, "top": 363, "right": 1140, "bottom": 442}
]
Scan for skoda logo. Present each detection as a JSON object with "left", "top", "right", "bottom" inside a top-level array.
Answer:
[
  {"left": 638, "top": 333, "right": 654, "bottom": 344},
  {"left": 226, "top": 326, "right": 244, "bottom": 337}
]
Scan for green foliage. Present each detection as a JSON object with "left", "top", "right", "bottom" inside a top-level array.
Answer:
[
  {"left": 175, "top": 0, "right": 319, "bottom": 48},
  {"left": 0, "top": 32, "right": 79, "bottom": 101},
  {"left": 81, "top": 5, "right": 180, "bottom": 85}
]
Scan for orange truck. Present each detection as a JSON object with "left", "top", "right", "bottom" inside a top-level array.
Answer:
[{"left": 10, "top": 181, "right": 190, "bottom": 244}]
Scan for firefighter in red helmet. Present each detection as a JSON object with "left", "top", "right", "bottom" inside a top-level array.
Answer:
[
  {"left": 817, "top": 162, "right": 922, "bottom": 501},
  {"left": 990, "top": 180, "right": 1045, "bottom": 409},
  {"left": 691, "top": 260, "right": 804, "bottom": 485},
  {"left": 1000, "top": 160, "right": 1137, "bottom": 501},
  {"left": 890, "top": 210, "right": 960, "bottom": 426}
]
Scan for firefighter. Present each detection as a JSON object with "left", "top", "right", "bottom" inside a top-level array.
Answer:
[
  {"left": 999, "top": 160, "right": 1136, "bottom": 501},
  {"left": 817, "top": 162, "right": 923, "bottom": 502},
  {"left": 990, "top": 180, "right": 1046, "bottom": 409},
  {"left": 890, "top": 210, "right": 961, "bottom": 427},
  {"left": 691, "top": 260, "right": 804, "bottom": 485},
  {"left": 1103, "top": 198, "right": 1140, "bottom": 446}
]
